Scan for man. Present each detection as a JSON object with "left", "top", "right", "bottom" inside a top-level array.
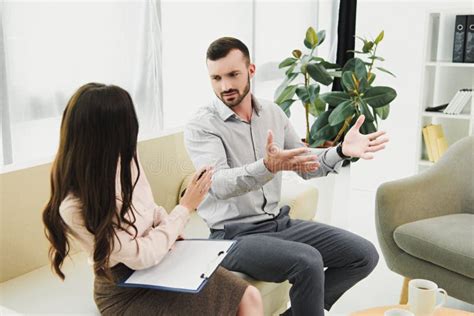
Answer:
[{"left": 184, "top": 37, "right": 386, "bottom": 316}]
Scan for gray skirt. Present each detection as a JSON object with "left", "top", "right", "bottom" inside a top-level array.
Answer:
[{"left": 94, "top": 264, "right": 248, "bottom": 316}]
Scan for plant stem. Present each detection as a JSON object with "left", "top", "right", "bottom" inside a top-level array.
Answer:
[
  {"left": 304, "top": 72, "right": 310, "bottom": 142},
  {"left": 334, "top": 116, "right": 352, "bottom": 144},
  {"left": 367, "top": 44, "right": 378, "bottom": 81}
]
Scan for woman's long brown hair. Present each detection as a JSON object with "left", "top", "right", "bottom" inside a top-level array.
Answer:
[{"left": 42, "top": 83, "right": 140, "bottom": 281}]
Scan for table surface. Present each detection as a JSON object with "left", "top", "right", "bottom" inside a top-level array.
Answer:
[{"left": 351, "top": 305, "right": 474, "bottom": 316}]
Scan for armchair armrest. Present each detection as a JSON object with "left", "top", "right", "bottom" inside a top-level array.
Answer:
[{"left": 279, "top": 173, "right": 318, "bottom": 221}]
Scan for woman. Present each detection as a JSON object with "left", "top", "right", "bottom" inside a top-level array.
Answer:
[{"left": 42, "top": 83, "right": 263, "bottom": 316}]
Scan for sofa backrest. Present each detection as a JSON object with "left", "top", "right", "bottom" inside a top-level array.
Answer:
[{"left": 0, "top": 131, "right": 194, "bottom": 282}]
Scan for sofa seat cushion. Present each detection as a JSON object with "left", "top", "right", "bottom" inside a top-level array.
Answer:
[{"left": 394, "top": 213, "right": 474, "bottom": 278}]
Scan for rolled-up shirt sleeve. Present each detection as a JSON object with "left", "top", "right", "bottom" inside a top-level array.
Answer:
[{"left": 184, "top": 123, "right": 274, "bottom": 200}]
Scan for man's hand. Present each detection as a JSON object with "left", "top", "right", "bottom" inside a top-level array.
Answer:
[
  {"left": 342, "top": 115, "right": 389, "bottom": 160},
  {"left": 263, "top": 130, "right": 320, "bottom": 173}
]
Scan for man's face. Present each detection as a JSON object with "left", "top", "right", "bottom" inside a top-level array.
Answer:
[{"left": 207, "top": 49, "right": 255, "bottom": 108}]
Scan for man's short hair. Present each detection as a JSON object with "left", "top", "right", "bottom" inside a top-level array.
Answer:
[{"left": 206, "top": 37, "right": 250, "bottom": 65}]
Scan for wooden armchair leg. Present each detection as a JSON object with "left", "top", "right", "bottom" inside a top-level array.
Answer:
[{"left": 400, "top": 277, "right": 410, "bottom": 304}]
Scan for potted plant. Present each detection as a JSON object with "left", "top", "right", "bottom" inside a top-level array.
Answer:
[
  {"left": 274, "top": 27, "right": 340, "bottom": 143},
  {"left": 275, "top": 27, "right": 397, "bottom": 156}
]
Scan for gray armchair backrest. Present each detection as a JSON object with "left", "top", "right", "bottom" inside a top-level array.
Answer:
[
  {"left": 376, "top": 136, "right": 473, "bottom": 266},
  {"left": 432, "top": 136, "right": 473, "bottom": 214}
]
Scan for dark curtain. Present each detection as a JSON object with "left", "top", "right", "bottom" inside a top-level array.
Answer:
[{"left": 332, "top": 0, "right": 357, "bottom": 93}]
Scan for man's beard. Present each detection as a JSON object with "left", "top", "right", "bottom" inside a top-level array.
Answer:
[{"left": 218, "top": 76, "right": 251, "bottom": 108}]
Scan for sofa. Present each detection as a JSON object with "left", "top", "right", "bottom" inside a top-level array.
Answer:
[
  {"left": 375, "top": 136, "right": 474, "bottom": 305},
  {"left": 0, "top": 131, "right": 318, "bottom": 315}
]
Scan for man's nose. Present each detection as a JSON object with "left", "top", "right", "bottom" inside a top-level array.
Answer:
[{"left": 221, "top": 79, "right": 231, "bottom": 92}]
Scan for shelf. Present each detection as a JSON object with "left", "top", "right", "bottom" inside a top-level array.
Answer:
[
  {"left": 422, "top": 111, "right": 471, "bottom": 120},
  {"left": 425, "top": 61, "right": 474, "bottom": 68},
  {"left": 418, "top": 159, "right": 434, "bottom": 167}
]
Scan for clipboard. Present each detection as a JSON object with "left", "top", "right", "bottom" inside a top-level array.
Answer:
[{"left": 118, "top": 239, "right": 236, "bottom": 294}]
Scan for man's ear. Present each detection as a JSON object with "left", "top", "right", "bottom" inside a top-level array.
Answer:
[{"left": 248, "top": 63, "right": 256, "bottom": 79}]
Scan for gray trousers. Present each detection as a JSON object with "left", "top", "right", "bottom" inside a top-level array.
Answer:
[{"left": 209, "top": 206, "right": 379, "bottom": 316}]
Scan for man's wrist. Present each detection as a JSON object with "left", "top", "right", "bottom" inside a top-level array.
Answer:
[
  {"left": 263, "top": 157, "right": 275, "bottom": 173},
  {"left": 336, "top": 143, "right": 351, "bottom": 159}
]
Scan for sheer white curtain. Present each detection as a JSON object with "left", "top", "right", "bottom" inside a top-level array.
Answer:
[{"left": 0, "top": 0, "right": 163, "bottom": 168}]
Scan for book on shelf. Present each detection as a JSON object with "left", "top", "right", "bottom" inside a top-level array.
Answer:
[
  {"left": 453, "top": 15, "right": 467, "bottom": 62},
  {"left": 443, "top": 89, "right": 473, "bottom": 114},
  {"left": 452, "top": 14, "right": 474, "bottom": 63},
  {"left": 422, "top": 124, "right": 448, "bottom": 162},
  {"left": 465, "top": 15, "right": 474, "bottom": 63}
]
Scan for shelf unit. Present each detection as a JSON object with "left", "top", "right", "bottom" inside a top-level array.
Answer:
[{"left": 416, "top": 10, "right": 474, "bottom": 173}]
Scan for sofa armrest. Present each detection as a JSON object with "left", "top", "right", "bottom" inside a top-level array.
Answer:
[{"left": 279, "top": 173, "right": 318, "bottom": 221}]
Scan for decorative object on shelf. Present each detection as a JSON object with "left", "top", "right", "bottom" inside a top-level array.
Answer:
[
  {"left": 453, "top": 15, "right": 467, "bottom": 62},
  {"left": 464, "top": 15, "right": 474, "bottom": 62},
  {"left": 422, "top": 124, "right": 448, "bottom": 162},
  {"left": 425, "top": 104, "right": 448, "bottom": 112},
  {"left": 443, "top": 89, "right": 473, "bottom": 114},
  {"left": 275, "top": 27, "right": 397, "bottom": 157}
]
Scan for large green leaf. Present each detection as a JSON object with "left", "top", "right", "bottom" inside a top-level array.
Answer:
[
  {"left": 308, "top": 84, "right": 321, "bottom": 104},
  {"left": 375, "top": 104, "right": 390, "bottom": 120},
  {"left": 320, "top": 61, "right": 340, "bottom": 69},
  {"left": 358, "top": 77, "right": 369, "bottom": 93},
  {"left": 309, "top": 110, "right": 330, "bottom": 145},
  {"left": 319, "top": 91, "right": 350, "bottom": 107},
  {"left": 341, "top": 71, "right": 356, "bottom": 92},
  {"left": 368, "top": 73, "right": 376, "bottom": 85},
  {"left": 354, "top": 58, "right": 367, "bottom": 80},
  {"left": 275, "top": 84, "right": 298, "bottom": 104},
  {"left": 342, "top": 58, "right": 356, "bottom": 72},
  {"left": 363, "top": 86, "right": 397, "bottom": 108},
  {"left": 312, "top": 97, "right": 326, "bottom": 115},
  {"left": 307, "top": 63, "right": 333, "bottom": 86},
  {"left": 279, "top": 99, "right": 296, "bottom": 117},
  {"left": 311, "top": 110, "right": 330, "bottom": 132},
  {"left": 328, "top": 100, "right": 355, "bottom": 126},
  {"left": 360, "top": 119, "right": 377, "bottom": 135},
  {"left": 310, "top": 122, "right": 343, "bottom": 147},
  {"left": 296, "top": 86, "right": 309, "bottom": 103},
  {"left": 359, "top": 99, "right": 374, "bottom": 122},
  {"left": 279, "top": 57, "right": 297, "bottom": 68},
  {"left": 274, "top": 72, "right": 299, "bottom": 101},
  {"left": 305, "top": 27, "right": 318, "bottom": 48}
]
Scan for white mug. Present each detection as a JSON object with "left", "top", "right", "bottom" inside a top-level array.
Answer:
[{"left": 408, "top": 279, "right": 447, "bottom": 315}]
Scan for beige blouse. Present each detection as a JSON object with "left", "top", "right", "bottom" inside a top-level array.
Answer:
[{"left": 59, "top": 160, "right": 190, "bottom": 270}]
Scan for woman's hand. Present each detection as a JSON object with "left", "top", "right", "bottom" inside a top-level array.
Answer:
[{"left": 179, "top": 166, "right": 214, "bottom": 212}]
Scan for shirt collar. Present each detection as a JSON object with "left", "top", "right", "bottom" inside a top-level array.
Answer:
[{"left": 213, "top": 94, "right": 262, "bottom": 122}]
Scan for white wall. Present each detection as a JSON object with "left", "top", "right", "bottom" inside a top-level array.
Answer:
[{"left": 161, "top": 0, "right": 253, "bottom": 129}]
